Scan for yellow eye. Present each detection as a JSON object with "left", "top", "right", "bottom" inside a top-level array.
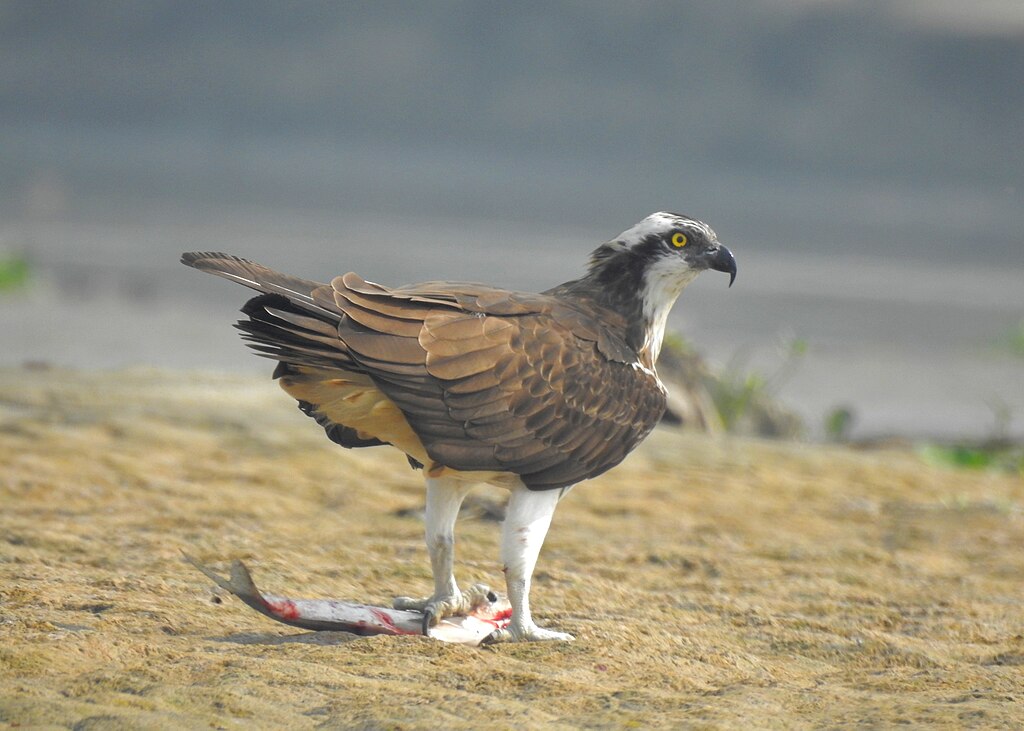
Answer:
[{"left": 671, "top": 232, "right": 687, "bottom": 248}]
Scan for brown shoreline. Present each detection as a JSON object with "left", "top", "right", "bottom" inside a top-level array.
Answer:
[{"left": 1, "top": 367, "right": 1022, "bottom": 728}]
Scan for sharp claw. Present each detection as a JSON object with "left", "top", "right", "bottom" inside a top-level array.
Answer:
[
  {"left": 397, "top": 586, "right": 496, "bottom": 636},
  {"left": 480, "top": 628, "right": 507, "bottom": 646}
]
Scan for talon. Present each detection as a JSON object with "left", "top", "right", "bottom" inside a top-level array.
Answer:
[
  {"left": 462, "top": 583, "right": 492, "bottom": 610},
  {"left": 393, "top": 585, "right": 494, "bottom": 630},
  {"left": 480, "top": 628, "right": 509, "bottom": 645},
  {"left": 392, "top": 595, "right": 422, "bottom": 611}
]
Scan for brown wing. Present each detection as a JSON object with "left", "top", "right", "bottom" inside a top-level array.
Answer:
[
  {"left": 332, "top": 273, "right": 667, "bottom": 490},
  {"left": 183, "top": 253, "right": 666, "bottom": 489}
]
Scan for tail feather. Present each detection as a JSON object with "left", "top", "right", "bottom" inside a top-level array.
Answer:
[
  {"left": 263, "top": 306, "right": 339, "bottom": 339},
  {"left": 236, "top": 293, "right": 357, "bottom": 372},
  {"left": 181, "top": 251, "right": 335, "bottom": 317},
  {"left": 181, "top": 252, "right": 357, "bottom": 373},
  {"left": 184, "top": 251, "right": 393, "bottom": 453}
]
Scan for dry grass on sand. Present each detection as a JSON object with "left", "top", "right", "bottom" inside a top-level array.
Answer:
[{"left": 1, "top": 368, "right": 1023, "bottom": 729}]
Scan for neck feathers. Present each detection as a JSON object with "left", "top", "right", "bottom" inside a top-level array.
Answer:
[
  {"left": 637, "top": 262, "right": 696, "bottom": 368},
  {"left": 557, "top": 244, "right": 692, "bottom": 371}
]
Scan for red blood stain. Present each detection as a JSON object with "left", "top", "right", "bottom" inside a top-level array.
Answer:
[
  {"left": 263, "top": 598, "right": 300, "bottom": 621},
  {"left": 369, "top": 607, "right": 418, "bottom": 635},
  {"left": 493, "top": 608, "right": 513, "bottom": 622},
  {"left": 477, "top": 607, "right": 513, "bottom": 628}
]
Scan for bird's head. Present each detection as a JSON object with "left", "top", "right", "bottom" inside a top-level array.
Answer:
[
  {"left": 592, "top": 211, "right": 737, "bottom": 288},
  {"left": 583, "top": 211, "right": 737, "bottom": 366}
]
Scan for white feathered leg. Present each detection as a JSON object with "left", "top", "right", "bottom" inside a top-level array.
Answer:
[
  {"left": 393, "top": 476, "right": 491, "bottom": 632},
  {"left": 483, "top": 483, "right": 574, "bottom": 643}
]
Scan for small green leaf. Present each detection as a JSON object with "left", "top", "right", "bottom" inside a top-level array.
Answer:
[{"left": 0, "top": 254, "right": 30, "bottom": 291}]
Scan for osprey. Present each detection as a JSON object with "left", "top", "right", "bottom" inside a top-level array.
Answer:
[{"left": 182, "top": 212, "right": 736, "bottom": 643}]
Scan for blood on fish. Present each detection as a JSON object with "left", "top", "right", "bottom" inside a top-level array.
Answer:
[
  {"left": 189, "top": 556, "right": 513, "bottom": 644},
  {"left": 369, "top": 607, "right": 418, "bottom": 635},
  {"left": 263, "top": 598, "right": 300, "bottom": 621},
  {"left": 477, "top": 607, "right": 513, "bottom": 627}
]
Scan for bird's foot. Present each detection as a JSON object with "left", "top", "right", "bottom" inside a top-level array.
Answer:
[
  {"left": 480, "top": 621, "right": 574, "bottom": 645},
  {"left": 393, "top": 583, "right": 496, "bottom": 634}
]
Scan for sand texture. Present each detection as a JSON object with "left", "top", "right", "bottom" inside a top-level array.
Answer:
[{"left": 1, "top": 368, "right": 1022, "bottom": 729}]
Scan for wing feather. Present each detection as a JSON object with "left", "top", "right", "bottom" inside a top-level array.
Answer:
[
  {"left": 186, "top": 253, "right": 666, "bottom": 489},
  {"left": 335, "top": 288, "right": 449, "bottom": 322},
  {"left": 497, "top": 448, "right": 569, "bottom": 472},
  {"left": 425, "top": 343, "right": 512, "bottom": 380},
  {"left": 339, "top": 328, "right": 425, "bottom": 365},
  {"left": 443, "top": 369, "right": 503, "bottom": 394},
  {"left": 428, "top": 441, "right": 500, "bottom": 470},
  {"left": 334, "top": 299, "right": 424, "bottom": 338},
  {"left": 444, "top": 386, "right": 511, "bottom": 411},
  {"left": 447, "top": 397, "right": 514, "bottom": 422}
]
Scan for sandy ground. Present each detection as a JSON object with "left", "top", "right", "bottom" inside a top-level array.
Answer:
[{"left": 1, "top": 367, "right": 1022, "bottom": 729}]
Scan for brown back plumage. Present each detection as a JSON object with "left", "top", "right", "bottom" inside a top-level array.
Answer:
[{"left": 182, "top": 252, "right": 667, "bottom": 490}]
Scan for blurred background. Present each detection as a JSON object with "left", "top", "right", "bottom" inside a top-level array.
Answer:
[{"left": 1, "top": 1, "right": 1022, "bottom": 441}]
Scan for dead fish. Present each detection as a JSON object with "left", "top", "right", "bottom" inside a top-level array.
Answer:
[{"left": 185, "top": 554, "right": 512, "bottom": 646}]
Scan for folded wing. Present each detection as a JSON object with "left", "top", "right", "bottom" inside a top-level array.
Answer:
[
  {"left": 182, "top": 253, "right": 668, "bottom": 490},
  {"left": 332, "top": 273, "right": 667, "bottom": 490}
]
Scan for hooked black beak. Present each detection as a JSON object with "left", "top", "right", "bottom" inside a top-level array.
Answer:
[{"left": 708, "top": 245, "right": 737, "bottom": 287}]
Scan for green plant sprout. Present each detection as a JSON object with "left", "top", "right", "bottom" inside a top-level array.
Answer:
[{"left": 0, "top": 253, "right": 31, "bottom": 291}]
